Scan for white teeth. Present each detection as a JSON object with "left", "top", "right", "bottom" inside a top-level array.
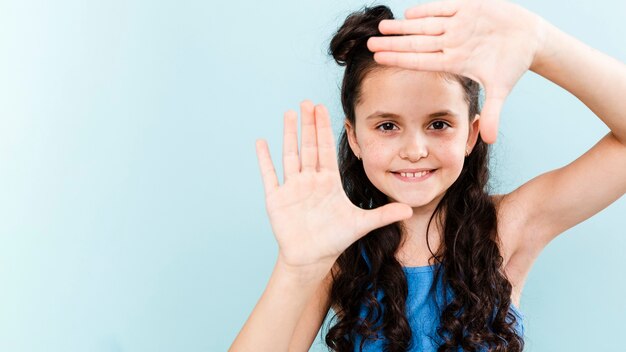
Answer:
[{"left": 400, "top": 171, "right": 429, "bottom": 178}]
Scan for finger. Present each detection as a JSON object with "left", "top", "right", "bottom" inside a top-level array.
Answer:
[
  {"left": 404, "top": 1, "right": 458, "bottom": 19},
  {"left": 357, "top": 203, "right": 413, "bottom": 237},
  {"left": 479, "top": 90, "right": 507, "bottom": 144},
  {"left": 373, "top": 51, "right": 446, "bottom": 72},
  {"left": 378, "top": 17, "right": 447, "bottom": 36},
  {"left": 300, "top": 100, "right": 318, "bottom": 172},
  {"left": 283, "top": 110, "right": 300, "bottom": 182},
  {"left": 315, "top": 104, "right": 339, "bottom": 172},
  {"left": 255, "top": 139, "right": 279, "bottom": 197},
  {"left": 368, "top": 35, "right": 445, "bottom": 53}
]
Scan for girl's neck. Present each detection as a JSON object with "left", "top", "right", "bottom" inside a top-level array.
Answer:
[{"left": 395, "top": 195, "right": 446, "bottom": 266}]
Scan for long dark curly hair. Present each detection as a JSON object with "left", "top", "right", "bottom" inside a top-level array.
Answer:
[{"left": 321, "top": 5, "right": 524, "bottom": 352}]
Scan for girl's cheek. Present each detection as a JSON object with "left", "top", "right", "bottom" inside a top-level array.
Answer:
[{"left": 360, "top": 137, "right": 393, "bottom": 158}]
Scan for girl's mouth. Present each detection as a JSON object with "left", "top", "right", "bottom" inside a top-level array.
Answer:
[{"left": 391, "top": 169, "right": 436, "bottom": 182}]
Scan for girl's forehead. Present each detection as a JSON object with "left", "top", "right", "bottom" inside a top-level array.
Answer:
[{"left": 356, "top": 68, "right": 468, "bottom": 119}]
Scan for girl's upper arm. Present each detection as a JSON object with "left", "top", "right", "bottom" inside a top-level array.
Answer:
[
  {"left": 503, "top": 132, "right": 626, "bottom": 258},
  {"left": 288, "top": 263, "right": 340, "bottom": 352}
]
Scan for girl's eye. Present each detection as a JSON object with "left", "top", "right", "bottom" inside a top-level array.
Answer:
[
  {"left": 376, "top": 122, "right": 398, "bottom": 132},
  {"left": 429, "top": 121, "right": 451, "bottom": 130}
]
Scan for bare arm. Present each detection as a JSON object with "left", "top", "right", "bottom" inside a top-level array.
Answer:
[
  {"left": 231, "top": 102, "right": 411, "bottom": 351},
  {"left": 288, "top": 264, "right": 337, "bottom": 351},
  {"left": 531, "top": 19, "right": 626, "bottom": 145},
  {"left": 503, "top": 17, "right": 626, "bottom": 257},
  {"left": 229, "top": 258, "right": 329, "bottom": 352}
]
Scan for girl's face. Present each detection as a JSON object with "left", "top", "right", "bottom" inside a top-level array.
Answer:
[{"left": 346, "top": 68, "right": 480, "bottom": 209}]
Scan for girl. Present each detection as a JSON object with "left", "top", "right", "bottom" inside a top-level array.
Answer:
[{"left": 230, "top": 1, "right": 626, "bottom": 351}]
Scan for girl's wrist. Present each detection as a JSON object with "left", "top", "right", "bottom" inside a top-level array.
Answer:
[
  {"left": 529, "top": 15, "right": 560, "bottom": 74},
  {"left": 275, "top": 254, "right": 334, "bottom": 285}
]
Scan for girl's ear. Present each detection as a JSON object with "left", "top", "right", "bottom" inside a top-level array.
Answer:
[
  {"left": 467, "top": 114, "right": 481, "bottom": 151},
  {"left": 344, "top": 119, "right": 362, "bottom": 158}
]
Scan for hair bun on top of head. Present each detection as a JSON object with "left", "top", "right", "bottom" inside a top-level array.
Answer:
[{"left": 329, "top": 5, "right": 394, "bottom": 66}]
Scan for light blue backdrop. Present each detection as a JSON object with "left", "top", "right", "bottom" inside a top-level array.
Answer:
[{"left": 0, "top": 0, "right": 624, "bottom": 351}]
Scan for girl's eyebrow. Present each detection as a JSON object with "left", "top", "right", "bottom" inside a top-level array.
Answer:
[{"left": 365, "top": 110, "right": 459, "bottom": 120}]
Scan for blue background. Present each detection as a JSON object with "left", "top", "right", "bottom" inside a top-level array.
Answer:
[{"left": 0, "top": 0, "right": 624, "bottom": 351}]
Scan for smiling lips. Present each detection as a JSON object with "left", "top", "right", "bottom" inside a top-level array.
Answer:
[
  {"left": 391, "top": 169, "right": 436, "bottom": 182},
  {"left": 398, "top": 170, "right": 429, "bottom": 178}
]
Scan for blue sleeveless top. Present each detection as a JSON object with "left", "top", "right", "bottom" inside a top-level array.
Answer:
[{"left": 352, "top": 250, "right": 525, "bottom": 352}]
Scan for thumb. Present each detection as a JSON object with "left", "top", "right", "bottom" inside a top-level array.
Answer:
[
  {"left": 357, "top": 202, "right": 413, "bottom": 236},
  {"left": 479, "top": 89, "right": 507, "bottom": 144}
]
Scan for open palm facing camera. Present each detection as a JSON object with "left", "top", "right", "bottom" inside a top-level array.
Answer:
[{"left": 255, "top": 101, "right": 413, "bottom": 275}]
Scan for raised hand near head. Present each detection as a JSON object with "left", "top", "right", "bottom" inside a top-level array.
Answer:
[
  {"left": 255, "top": 101, "right": 413, "bottom": 273},
  {"left": 366, "top": 0, "right": 548, "bottom": 144}
]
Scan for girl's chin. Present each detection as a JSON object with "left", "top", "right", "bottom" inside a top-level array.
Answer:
[
  {"left": 387, "top": 196, "right": 434, "bottom": 207},
  {"left": 387, "top": 192, "right": 445, "bottom": 208}
]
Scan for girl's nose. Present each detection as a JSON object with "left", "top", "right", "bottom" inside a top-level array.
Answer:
[{"left": 399, "top": 134, "right": 429, "bottom": 162}]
